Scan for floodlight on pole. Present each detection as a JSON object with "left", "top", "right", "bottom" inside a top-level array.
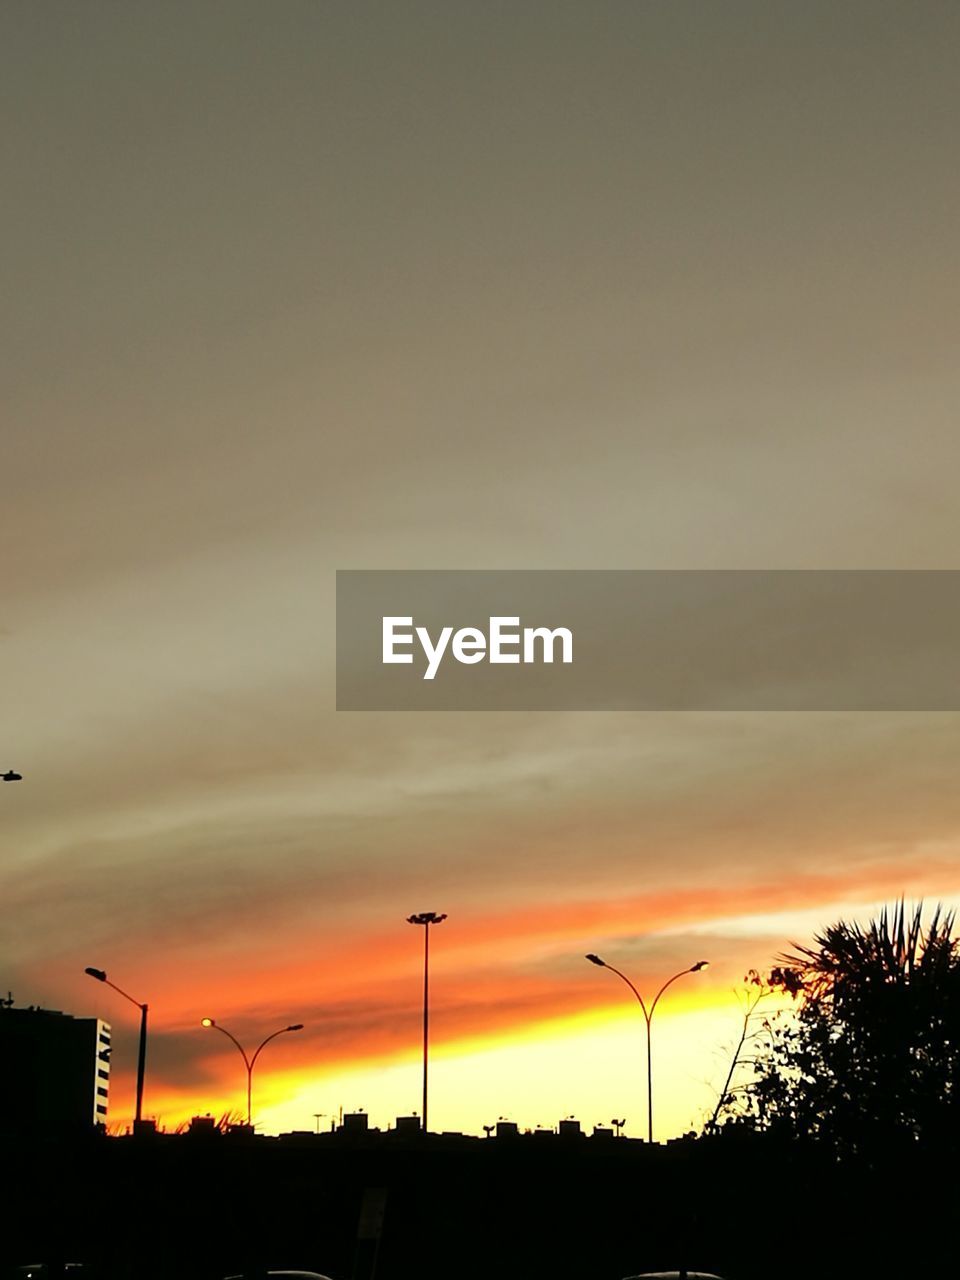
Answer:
[{"left": 406, "top": 911, "right": 447, "bottom": 1133}]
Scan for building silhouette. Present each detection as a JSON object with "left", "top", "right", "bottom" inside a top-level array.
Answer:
[{"left": 0, "top": 998, "right": 111, "bottom": 1137}]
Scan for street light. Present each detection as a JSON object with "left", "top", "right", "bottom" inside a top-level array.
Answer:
[
  {"left": 2, "top": 769, "right": 23, "bottom": 782},
  {"left": 201, "top": 1018, "right": 304, "bottom": 1127},
  {"left": 84, "top": 967, "right": 148, "bottom": 1124},
  {"left": 585, "top": 953, "right": 708, "bottom": 1144},
  {"left": 406, "top": 911, "right": 446, "bottom": 1134}
]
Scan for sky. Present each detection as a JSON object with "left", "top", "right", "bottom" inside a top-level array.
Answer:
[{"left": 3, "top": 1, "right": 960, "bottom": 1138}]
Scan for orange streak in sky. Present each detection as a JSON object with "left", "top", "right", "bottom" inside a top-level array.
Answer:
[
  {"left": 124, "top": 850, "right": 960, "bottom": 1022},
  {"left": 64, "top": 851, "right": 959, "bottom": 1130}
]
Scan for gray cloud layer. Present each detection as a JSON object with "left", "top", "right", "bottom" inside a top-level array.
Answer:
[{"left": 3, "top": 3, "right": 960, "bottom": 1100}]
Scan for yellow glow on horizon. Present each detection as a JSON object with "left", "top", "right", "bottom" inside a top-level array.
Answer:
[
  {"left": 126, "top": 986, "right": 756, "bottom": 1139},
  {"left": 254, "top": 1000, "right": 748, "bottom": 1140}
]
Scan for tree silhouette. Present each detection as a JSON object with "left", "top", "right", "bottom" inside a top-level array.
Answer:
[
  {"left": 739, "top": 902, "right": 960, "bottom": 1163},
  {"left": 705, "top": 968, "right": 777, "bottom": 1132}
]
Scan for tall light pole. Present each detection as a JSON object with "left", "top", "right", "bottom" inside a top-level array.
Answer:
[
  {"left": 201, "top": 1018, "right": 303, "bottom": 1127},
  {"left": 407, "top": 911, "right": 446, "bottom": 1133},
  {"left": 84, "top": 967, "right": 148, "bottom": 1124},
  {"left": 585, "top": 954, "right": 708, "bottom": 1144}
]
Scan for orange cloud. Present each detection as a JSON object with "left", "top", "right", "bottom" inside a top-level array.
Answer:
[{"left": 90, "top": 851, "right": 960, "bottom": 1131}]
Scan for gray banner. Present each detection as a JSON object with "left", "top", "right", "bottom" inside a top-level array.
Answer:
[{"left": 336, "top": 570, "right": 960, "bottom": 711}]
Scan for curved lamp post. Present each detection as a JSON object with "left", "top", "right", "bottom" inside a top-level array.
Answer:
[
  {"left": 84, "top": 967, "right": 148, "bottom": 1123},
  {"left": 407, "top": 911, "right": 446, "bottom": 1133},
  {"left": 201, "top": 1018, "right": 303, "bottom": 1127},
  {"left": 585, "top": 954, "right": 708, "bottom": 1144}
]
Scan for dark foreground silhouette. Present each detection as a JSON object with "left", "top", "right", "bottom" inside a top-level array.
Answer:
[{"left": 3, "top": 1123, "right": 957, "bottom": 1280}]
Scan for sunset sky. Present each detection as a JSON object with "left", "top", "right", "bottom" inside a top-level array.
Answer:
[{"left": 4, "top": 2, "right": 960, "bottom": 1138}]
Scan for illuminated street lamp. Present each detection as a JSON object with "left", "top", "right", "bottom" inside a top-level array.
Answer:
[
  {"left": 406, "top": 911, "right": 446, "bottom": 1133},
  {"left": 84, "top": 967, "right": 148, "bottom": 1123},
  {"left": 201, "top": 1018, "right": 304, "bottom": 1127},
  {"left": 585, "top": 954, "right": 708, "bottom": 1144}
]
